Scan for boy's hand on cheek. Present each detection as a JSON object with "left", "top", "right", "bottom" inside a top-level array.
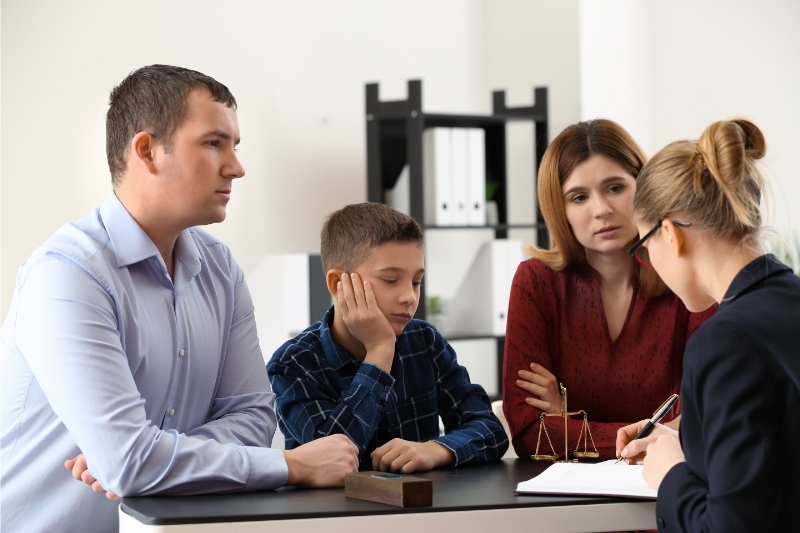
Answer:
[
  {"left": 370, "top": 439, "right": 455, "bottom": 473},
  {"left": 338, "top": 273, "right": 396, "bottom": 371}
]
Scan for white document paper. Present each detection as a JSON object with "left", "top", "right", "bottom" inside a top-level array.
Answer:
[{"left": 516, "top": 461, "right": 657, "bottom": 499}]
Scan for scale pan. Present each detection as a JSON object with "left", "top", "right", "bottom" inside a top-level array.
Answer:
[{"left": 573, "top": 451, "right": 600, "bottom": 458}]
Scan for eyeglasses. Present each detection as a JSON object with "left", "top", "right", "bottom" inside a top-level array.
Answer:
[{"left": 628, "top": 220, "right": 692, "bottom": 268}]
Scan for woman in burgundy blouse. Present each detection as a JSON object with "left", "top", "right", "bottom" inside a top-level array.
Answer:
[{"left": 503, "top": 119, "right": 714, "bottom": 459}]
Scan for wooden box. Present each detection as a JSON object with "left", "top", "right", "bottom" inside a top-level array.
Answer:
[{"left": 344, "top": 472, "right": 433, "bottom": 507}]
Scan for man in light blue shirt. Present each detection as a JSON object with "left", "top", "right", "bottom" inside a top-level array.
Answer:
[{"left": 0, "top": 65, "right": 358, "bottom": 533}]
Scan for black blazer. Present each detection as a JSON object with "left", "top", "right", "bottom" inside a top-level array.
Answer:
[{"left": 656, "top": 254, "right": 800, "bottom": 532}]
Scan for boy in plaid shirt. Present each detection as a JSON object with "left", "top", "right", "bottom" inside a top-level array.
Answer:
[{"left": 268, "top": 203, "right": 507, "bottom": 472}]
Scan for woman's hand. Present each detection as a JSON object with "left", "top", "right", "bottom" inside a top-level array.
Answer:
[
  {"left": 615, "top": 421, "right": 678, "bottom": 464},
  {"left": 516, "top": 363, "right": 562, "bottom": 414},
  {"left": 642, "top": 435, "right": 685, "bottom": 489}
]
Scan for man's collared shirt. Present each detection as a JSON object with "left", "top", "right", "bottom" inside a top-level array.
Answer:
[
  {"left": 1, "top": 192, "right": 287, "bottom": 533},
  {"left": 267, "top": 307, "right": 509, "bottom": 467}
]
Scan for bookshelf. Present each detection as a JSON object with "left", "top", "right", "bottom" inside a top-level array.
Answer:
[
  {"left": 366, "top": 80, "right": 549, "bottom": 317},
  {"left": 365, "top": 80, "right": 550, "bottom": 398}
]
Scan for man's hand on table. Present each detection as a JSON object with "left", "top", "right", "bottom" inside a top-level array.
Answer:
[
  {"left": 283, "top": 434, "right": 360, "bottom": 488},
  {"left": 64, "top": 454, "right": 119, "bottom": 500},
  {"left": 67, "top": 434, "right": 360, "bottom": 495}
]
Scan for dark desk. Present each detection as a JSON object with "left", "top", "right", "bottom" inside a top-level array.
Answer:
[{"left": 119, "top": 459, "right": 656, "bottom": 532}]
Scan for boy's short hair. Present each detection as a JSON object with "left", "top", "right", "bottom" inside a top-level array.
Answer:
[{"left": 320, "top": 203, "right": 424, "bottom": 272}]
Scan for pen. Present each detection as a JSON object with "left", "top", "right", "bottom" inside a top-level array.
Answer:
[{"left": 616, "top": 393, "right": 679, "bottom": 463}]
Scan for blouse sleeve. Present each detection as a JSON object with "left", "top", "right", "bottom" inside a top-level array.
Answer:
[
  {"left": 503, "top": 261, "right": 597, "bottom": 457},
  {"left": 503, "top": 261, "right": 553, "bottom": 456}
]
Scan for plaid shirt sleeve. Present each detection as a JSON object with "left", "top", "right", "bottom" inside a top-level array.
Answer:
[
  {"left": 267, "top": 336, "right": 394, "bottom": 459},
  {"left": 425, "top": 328, "right": 510, "bottom": 465}
]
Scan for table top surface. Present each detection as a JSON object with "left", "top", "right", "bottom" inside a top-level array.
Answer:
[{"left": 121, "top": 458, "right": 643, "bottom": 526}]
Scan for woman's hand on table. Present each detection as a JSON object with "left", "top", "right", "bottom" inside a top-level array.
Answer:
[{"left": 516, "top": 363, "right": 562, "bottom": 414}]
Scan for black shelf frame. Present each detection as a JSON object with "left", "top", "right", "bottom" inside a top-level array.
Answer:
[
  {"left": 365, "top": 79, "right": 549, "bottom": 322},
  {"left": 365, "top": 80, "right": 549, "bottom": 399}
]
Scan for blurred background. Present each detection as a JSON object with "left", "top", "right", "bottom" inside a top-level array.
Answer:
[{"left": 3, "top": 0, "right": 799, "bottom": 335}]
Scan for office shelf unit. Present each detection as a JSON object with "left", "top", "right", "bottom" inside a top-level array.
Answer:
[{"left": 365, "top": 80, "right": 549, "bottom": 398}]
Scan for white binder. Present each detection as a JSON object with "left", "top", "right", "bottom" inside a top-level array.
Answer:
[
  {"left": 423, "top": 128, "right": 452, "bottom": 226},
  {"left": 444, "top": 240, "right": 526, "bottom": 336},
  {"left": 450, "top": 128, "right": 469, "bottom": 225},
  {"left": 467, "top": 128, "right": 486, "bottom": 226}
]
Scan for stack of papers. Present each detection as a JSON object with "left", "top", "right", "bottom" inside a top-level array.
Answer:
[{"left": 516, "top": 460, "right": 657, "bottom": 499}]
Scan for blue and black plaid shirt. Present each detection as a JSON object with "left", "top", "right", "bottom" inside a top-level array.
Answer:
[{"left": 267, "top": 307, "right": 508, "bottom": 467}]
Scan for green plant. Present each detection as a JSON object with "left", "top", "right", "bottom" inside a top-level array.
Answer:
[
  {"left": 485, "top": 180, "right": 500, "bottom": 203},
  {"left": 426, "top": 295, "right": 445, "bottom": 317}
]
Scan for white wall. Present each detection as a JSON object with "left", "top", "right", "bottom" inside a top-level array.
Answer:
[
  {"left": 650, "top": 0, "right": 800, "bottom": 235},
  {"left": 419, "top": 0, "right": 583, "bottom": 314},
  {"left": 6, "top": 0, "right": 796, "bottom": 326},
  {"left": 579, "top": 0, "right": 800, "bottom": 236},
  {"left": 579, "top": 0, "right": 653, "bottom": 152},
  {"left": 0, "top": 0, "right": 581, "bottom": 323}
]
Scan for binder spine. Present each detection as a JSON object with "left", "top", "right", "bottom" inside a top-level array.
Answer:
[
  {"left": 424, "top": 128, "right": 453, "bottom": 226},
  {"left": 467, "top": 128, "right": 486, "bottom": 226},
  {"left": 451, "top": 128, "right": 469, "bottom": 225}
]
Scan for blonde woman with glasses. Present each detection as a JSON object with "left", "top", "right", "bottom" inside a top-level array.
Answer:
[{"left": 617, "top": 119, "right": 799, "bottom": 532}]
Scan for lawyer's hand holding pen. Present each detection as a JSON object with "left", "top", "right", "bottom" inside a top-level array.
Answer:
[
  {"left": 615, "top": 420, "right": 677, "bottom": 464},
  {"left": 616, "top": 420, "right": 685, "bottom": 489},
  {"left": 615, "top": 394, "right": 679, "bottom": 464}
]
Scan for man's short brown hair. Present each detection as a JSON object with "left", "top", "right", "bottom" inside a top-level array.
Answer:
[
  {"left": 320, "top": 203, "right": 424, "bottom": 272},
  {"left": 106, "top": 64, "right": 237, "bottom": 184}
]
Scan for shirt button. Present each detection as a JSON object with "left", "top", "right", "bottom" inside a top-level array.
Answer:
[
  {"left": 179, "top": 349, "right": 185, "bottom": 357},
  {"left": 169, "top": 408, "right": 175, "bottom": 416},
  {"left": 384, "top": 385, "right": 391, "bottom": 391}
]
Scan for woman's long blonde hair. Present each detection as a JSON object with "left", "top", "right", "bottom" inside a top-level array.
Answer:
[
  {"left": 633, "top": 119, "right": 766, "bottom": 244},
  {"left": 527, "top": 119, "right": 666, "bottom": 296}
]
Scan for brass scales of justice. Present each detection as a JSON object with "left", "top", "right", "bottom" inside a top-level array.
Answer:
[{"left": 531, "top": 383, "right": 599, "bottom": 462}]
